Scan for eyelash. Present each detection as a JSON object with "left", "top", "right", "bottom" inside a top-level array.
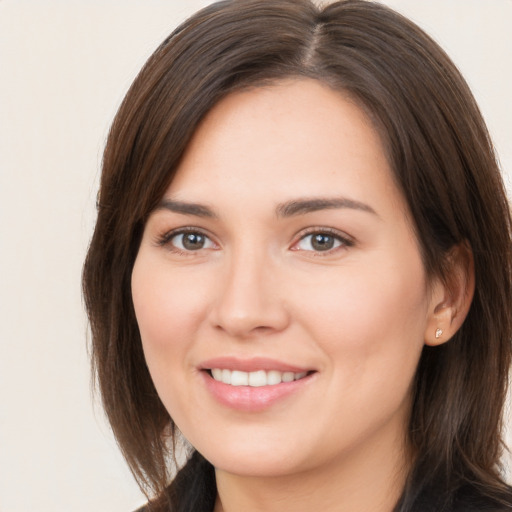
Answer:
[
  {"left": 156, "top": 226, "right": 354, "bottom": 257},
  {"left": 156, "top": 227, "right": 216, "bottom": 256},
  {"left": 291, "top": 227, "right": 354, "bottom": 257}
]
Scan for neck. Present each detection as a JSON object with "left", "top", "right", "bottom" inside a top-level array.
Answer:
[{"left": 213, "top": 425, "right": 409, "bottom": 512}]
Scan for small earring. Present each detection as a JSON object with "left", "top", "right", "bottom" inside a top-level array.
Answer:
[{"left": 435, "top": 328, "right": 443, "bottom": 339}]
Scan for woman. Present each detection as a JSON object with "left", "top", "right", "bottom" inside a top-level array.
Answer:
[{"left": 83, "top": 1, "right": 512, "bottom": 510}]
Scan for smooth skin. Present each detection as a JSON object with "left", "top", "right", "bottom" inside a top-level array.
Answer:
[{"left": 131, "top": 79, "right": 473, "bottom": 512}]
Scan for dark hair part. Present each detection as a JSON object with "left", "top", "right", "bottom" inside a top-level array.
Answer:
[{"left": 83, "top": 0, "right": 512, "bottom": 510}]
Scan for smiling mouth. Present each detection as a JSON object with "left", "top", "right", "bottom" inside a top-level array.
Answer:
[{"left": 207, "top": 368, "right": 312, "bottom": 387}]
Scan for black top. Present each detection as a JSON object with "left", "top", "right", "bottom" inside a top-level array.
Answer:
[
  {"left": 416, "top": 484, "right": 512, "bottom": 511},
  {"left": 134, "top": 484, "right": 512, "bottom": 512},
  {"left": 133, "top": 451, "right": 512, "bottom": 511}
]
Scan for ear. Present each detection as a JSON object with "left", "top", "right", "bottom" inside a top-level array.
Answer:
[{"left": 424, "top": 242, "right": 475, "bottom": 346}]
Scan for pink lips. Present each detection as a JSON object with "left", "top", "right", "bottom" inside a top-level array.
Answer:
[
  {"left": 199, "top": 357, "right": 315, "bottom": 412},
  {"left": 200, "top": 356, "right": 310, "bottom": 373}
]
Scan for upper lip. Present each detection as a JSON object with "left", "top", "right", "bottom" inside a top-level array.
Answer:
[{"left": 199, "top": 357, "right": 313, "bottom": 373}]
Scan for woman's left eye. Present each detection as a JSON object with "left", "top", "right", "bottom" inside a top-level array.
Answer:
[{"left": 293, "top": 231, "right": 351, "bottom": 253}]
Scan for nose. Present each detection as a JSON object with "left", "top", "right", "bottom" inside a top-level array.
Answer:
[{"left": 209, "top": 247, "right": 290, "bottom": 338}]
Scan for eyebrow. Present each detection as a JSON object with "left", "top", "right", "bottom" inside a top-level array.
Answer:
[
  {"left": 156, "top": 199, "right": 218, "bottom": 218},
  {"left": 155, "top": 196, "right": 377, "bottom": 219},
  {"left": 275, "top": 197, "right": 377, "bottom": 218}
]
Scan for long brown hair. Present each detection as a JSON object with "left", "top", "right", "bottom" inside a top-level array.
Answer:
[{"left": 83, "top": 1, "right": 512, "bottom": 510}]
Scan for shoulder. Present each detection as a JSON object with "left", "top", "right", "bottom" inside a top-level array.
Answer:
[
  {"left": 451, "top": 484, "right": 512, "bottom": 512},
  {"left": 413, "top": 483, "right": 512, "bottom": 512}
]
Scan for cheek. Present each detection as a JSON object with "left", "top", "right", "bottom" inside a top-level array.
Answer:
[
  {"left": 131, "top": 254, "right": 214, "bottom": 419},
  {"left": 131, "top": 255, "right": 210, "bottom": 362},
  {"left": 294, "top": 256, "right": 429, "bottom": 364},
  {"left": 303, "top": 260, "right": 428, "bottom": 418}
]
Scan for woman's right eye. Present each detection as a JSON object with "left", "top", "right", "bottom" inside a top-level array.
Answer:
[{"left": 161, "top": 230, "right": 216, "bottom": 253}]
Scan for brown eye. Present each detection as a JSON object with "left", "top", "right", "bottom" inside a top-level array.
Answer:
[
  {"left": 295, "top": 231, "right": 350, "bottom": 253},
  {"left": 170, "top": 231, "right": 214, "bottom": 251},
  {"left": 310, "top": 233, "right": 336, "bottom": 251}
]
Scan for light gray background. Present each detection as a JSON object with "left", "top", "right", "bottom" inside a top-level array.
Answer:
[{"left": 1, "top": 1, "right": 511, "bottom": 511}]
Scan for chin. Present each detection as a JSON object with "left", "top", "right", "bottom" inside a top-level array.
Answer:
[
  {"left": 208, "top": 454, "right": 302, "bottom": 478},
  {"left": 191, "top": 435, "right": 309, "bottom": 478}
]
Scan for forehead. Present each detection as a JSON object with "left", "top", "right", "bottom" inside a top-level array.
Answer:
[{"left": 167, "top": 79, "right": 405, "bottom": 219}]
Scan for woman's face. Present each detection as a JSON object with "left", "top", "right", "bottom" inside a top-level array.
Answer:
[{"left": 132, "top": 79, "right": 440, "bottom": 478}]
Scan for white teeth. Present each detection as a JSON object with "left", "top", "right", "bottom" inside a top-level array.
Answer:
[
  {"left": 209, "top": 369, "right": 309, "bottom": 386},
  {"left": 231, "top": 370, "right": 249, "bottom": 386},
  {"left": 211, "top": 368, "right": 223, "bottom": 381},
  {"left": 267, "top": 370, "right": 282, "bottom": 385},
  {"left": 282, "top": 372, "right": 294, "bottom": 383},
  {"left": 248, "top": 370, "right": 266, "bottom": 387}
]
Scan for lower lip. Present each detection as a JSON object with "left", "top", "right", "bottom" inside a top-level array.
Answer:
[{"left": 201, "top": 371, "right": 314, "bottom": 412}]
